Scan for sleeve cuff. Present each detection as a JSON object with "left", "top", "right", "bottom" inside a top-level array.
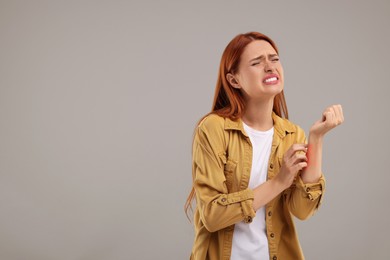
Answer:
[
  {"left": 241, "top": 199, "right": 256, "bottom": 223},
  {"left": 216, "top": 188, "right": 256, "bottom": 223},
  {"left": 216, "top": 188, "right": 254, "bottom": 205},
  {"left": 296, "top": 174, "right": 325, "bottom": 201}
]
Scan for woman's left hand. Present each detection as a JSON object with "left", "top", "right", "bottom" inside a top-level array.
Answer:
[{"left": 309, "top": 104, "right": 344, "bottom": 138}]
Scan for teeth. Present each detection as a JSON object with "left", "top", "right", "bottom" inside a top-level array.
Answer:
[{"left": 265, "top": 77, "right": 277, "bottom": 83}]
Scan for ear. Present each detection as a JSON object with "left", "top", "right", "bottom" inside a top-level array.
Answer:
[{"left": 226, "top": 73, "right": 241, "bottom": 89}]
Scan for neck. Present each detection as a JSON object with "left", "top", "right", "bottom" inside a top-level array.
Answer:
[{"left": 242, "top": 98, "right": 274, "bottom": 131}]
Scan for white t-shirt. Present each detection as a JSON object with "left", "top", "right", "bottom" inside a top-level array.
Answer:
[{"left": 230, "top": 122, "right": 274, "bottom": 260}]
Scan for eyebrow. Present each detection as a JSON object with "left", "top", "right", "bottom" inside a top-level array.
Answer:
[{"left": 249, "top": 54, "right": 279, "bottom": 63}]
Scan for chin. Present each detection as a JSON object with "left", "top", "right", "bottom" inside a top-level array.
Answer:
[{"left": 264, "top": 85, "right": 283, "bottom": 95}]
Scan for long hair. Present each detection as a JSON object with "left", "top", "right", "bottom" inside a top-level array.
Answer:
[{"left": 184, "top": 32, "right": 289, "bottom": 220}]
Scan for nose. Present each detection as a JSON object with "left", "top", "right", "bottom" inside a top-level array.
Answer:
[{"left": 264, "top": 60, "right": 275, "bottom": 72}]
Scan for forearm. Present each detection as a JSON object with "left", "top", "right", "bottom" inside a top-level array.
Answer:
[
  {"left": 252, "top": 178, "right": 285, "bottom": 211},
  {"left": 301, "top": 134, "right": 323, "bottom": 183}
]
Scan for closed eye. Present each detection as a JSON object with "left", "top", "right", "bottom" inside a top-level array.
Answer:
[{"left": 252, "top": 58, "right": 279, "bottom": 66}]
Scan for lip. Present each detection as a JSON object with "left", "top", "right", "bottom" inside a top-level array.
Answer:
[{"left": 262, "top": 73, "right": 280, "bottom": 85}]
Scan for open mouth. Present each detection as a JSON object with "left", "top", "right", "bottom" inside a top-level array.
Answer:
[
  {"left": 263, "top": 74, "right": 280, "bottom": 85},
  {"left": 264, "top": 77, "right": 278, "bottom": 83}
]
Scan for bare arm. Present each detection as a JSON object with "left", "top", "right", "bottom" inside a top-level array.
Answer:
[
  {"left": 302, "top": 104, "right": 344, "bottom": 183},
  {"left": 252, "top": 178, "right": 285, "bottom": 211},
  {"left": 301, "top": 135, "right": 323, "bottom": 183}
]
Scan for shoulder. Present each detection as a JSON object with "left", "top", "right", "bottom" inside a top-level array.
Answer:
[
  {"left": 197, "top": 113, "right": 226, "bottom": 132},
  {"left": 194, "top": 113, "right": 227, "bottom": 149}
]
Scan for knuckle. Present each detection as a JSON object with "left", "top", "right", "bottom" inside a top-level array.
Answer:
[{"left": 293, "top": 143, "right": 303, "bottom": 150}]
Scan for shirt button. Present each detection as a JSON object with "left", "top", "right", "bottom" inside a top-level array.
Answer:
[
  {"left": 268, "top": 211, "right": 272, "bottom": 216},
  {"left": 273, "top": 256, "right": 277, "bottom": 260},
  {"left": 221, "top": 198, "right": 226, "bottom": 202},
  {"left": 270, "top": 233, "right": 275, "bottom": 238},
  {"left": 306, "top": 187, "right": 311, "bottom": 192},
  {"left": 270, "top": 163, "right": 274, "bottom": 169}
]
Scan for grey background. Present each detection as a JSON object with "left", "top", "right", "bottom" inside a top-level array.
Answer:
[{"left": 0, "top": 0, "right": 389, "bottom": 259}]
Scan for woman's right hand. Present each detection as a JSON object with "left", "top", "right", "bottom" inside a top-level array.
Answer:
[{"left": 275, "top": 144, "right": 308, "bottom": 189}]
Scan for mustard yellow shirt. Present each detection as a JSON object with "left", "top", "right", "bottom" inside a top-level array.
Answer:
[{"left": 190, "top": 111, "right": 325, "bottom": 260}]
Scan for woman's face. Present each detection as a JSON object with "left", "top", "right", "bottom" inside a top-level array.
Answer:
[{"left": 227, "top": 40, "right": 284, "bottom": 101}]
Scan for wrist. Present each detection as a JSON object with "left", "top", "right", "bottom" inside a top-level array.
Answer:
[
  {"left": 271, "top": 176, "right": 289, "bottom": 192},
  {"left": 308, "top": 133, "right": 324, "bottom": 144}
]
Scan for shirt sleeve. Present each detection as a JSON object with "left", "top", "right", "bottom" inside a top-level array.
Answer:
[
  {"left": 284, "top": 125, "right": 326, "bottom": 220},
  {"left": 192, "top": 125, "right": 256, "bottom": 232},
  {"left": 285, "top": 173, "right": 326, "bottom": 220}
]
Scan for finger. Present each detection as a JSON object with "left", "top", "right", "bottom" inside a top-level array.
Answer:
[
  {"left": 332, "top": 105, "right": 340, "bottom": 121},
  {"left": 285, "top": 147, "right": 308, "bottom": 167},
  {"left": 284, "top": 144, "right": 301, "bottom": 160},
  {"left": 322, "top": 106, "right": 332, "bottom": 120},
  {"left": 335, "top": 104, "right": 344, "bottom": 124},
  {"left": 339, "top": 105, "right": 344, "bottom": 122},
  {"left": 293, "top": 162, "right": 308, "bottom": 173},
  {"left": 332, "top": 105, "right": 342, "bottom": 125},
  {"left": 291, "top": 153, "right": 307, "bottom": 165},
  {"left": 323, "top": 110, "right": 334, "bottom": 126},
  {"left": 285, "top": 143, "right": 308, "bottom": 160},
  {"left": 331, "top": 106, "right": 340, "bottom": 126}
]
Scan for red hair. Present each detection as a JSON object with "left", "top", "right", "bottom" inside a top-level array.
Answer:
[{"left": 184, "top": 32, "right": 289, "bottom": 220}]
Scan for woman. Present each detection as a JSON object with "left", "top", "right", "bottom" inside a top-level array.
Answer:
[{"left": 185, "top": 32, "right": 344, "bottom": 260}]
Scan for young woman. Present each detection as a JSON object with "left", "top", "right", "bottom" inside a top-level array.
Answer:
[{"left": 185, "top": 32, "right": 344, "bottom": 260}]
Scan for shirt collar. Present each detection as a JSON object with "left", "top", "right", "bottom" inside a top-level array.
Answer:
[{"left": 224, "top": 111, "right": 296, "bottom": 138}]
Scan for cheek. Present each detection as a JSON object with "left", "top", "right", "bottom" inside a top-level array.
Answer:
[
  {"left": 274, "top": 68, "right": 283, "bottom": 82},
  {"left": 240, "top": 71, "right": 257, "bottom": 85},
  {"left": 277, "top": 65, "right": 284, "bottom": 77},
  {"left": 247, "top": 69, "right": 261, "bottom": 81}
]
